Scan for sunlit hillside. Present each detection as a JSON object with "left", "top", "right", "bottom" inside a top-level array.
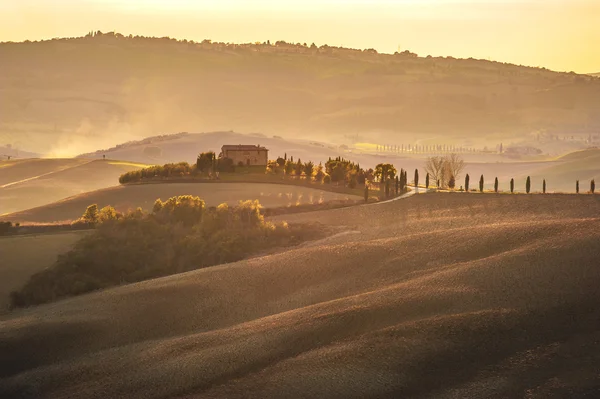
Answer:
[
  {"left": 2, "top": 194, "right": 600, "bottom": 398},
  {"left": 2, "top": 32, "right": 600, "bottom": 155}
]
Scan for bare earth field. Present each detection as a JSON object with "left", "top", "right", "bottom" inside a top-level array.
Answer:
[
  {"left": 0, "top": 159, "right": 148, "bottom": 215},
  {"left": 3, "top": 182, "right": 360, "bottom": 224},
  {"left": 0, "top": 231, "right": 86, "bottom": 313},
  {"left": 1, "top": 193, "right": 600, "bottom": 398}
]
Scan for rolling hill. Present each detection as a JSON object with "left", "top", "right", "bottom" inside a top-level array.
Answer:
[
  {"left": 2, "top": 33, "right": 600, "bottom": 156},
  {"left": 1, "top": 193, "right": 600, "bottom": 398},
  {"left": 81, "top": 131, "right": 599, "bottom": 194},
  {"left": 3, "top": 182, "right": 360, "bottom": 224},
  {"left": 0, "top": 158, "right": 148, "bottom": 215},
  {"left": 0, "top": 231, "right": 86, "bottom": 314}
]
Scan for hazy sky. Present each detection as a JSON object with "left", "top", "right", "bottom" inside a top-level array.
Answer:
[{"left": 1, "top": 0, "right": 599, "bottom": 73}]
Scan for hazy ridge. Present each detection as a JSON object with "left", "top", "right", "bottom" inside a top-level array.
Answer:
[{"left": 2, "top": 33, "right": 600, "bottom": 155}]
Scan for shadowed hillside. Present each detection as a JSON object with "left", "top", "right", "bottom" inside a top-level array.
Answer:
[
  {"left": 2, "top": 33, "right": 600, "bottom": 155},
  {"left": 1, "top": 194, "right": 600, "bottom": 398}
]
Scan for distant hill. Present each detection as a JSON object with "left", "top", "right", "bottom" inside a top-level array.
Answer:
[{"left": 2, "top": 32, "right": 600, "bottom": 155}]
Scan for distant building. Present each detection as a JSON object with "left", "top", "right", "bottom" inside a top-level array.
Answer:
[{"left": 220, "top": 144, "right": 268, "bottom": 166}]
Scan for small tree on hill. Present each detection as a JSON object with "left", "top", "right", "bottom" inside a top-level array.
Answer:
[
  {"left": 425, "top": 173, "right": 430, "bottom": 189},
  {"left": 465, "top": 174, "right": 470, "bottom": 192},
  {"left": 526, "top": 176, "right": 531, "bottom": 194},
  {"left": 494, "top": 177, "right": 498, "bottom": 193},
  {"left": 592, "top": 179, "right": 596, "bottom": 194},
  {"left": 510, "top": 178, "right": 514, "bottom": 193},
  {"left": 543, "top": 179, "right": 546, "bottom": 194},
  {"left": 576, "top": 180, "right": 580, "bottom": 194},
  {"left": 479, "top": 175, "right": 484, "bottom": 192}
]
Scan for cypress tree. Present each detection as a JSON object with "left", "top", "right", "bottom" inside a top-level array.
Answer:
[
  {"left": 414, "top": 169, "right": 419, "bottom": 187},
  {"left": 543, "top": 179, "right": 546, "bottom": 194},
  {"left": 479, "top": 175, "right": 484, "bottom": 192},
  {"left": 395, "top": 176, "right": 399, "bottom": 195},
  {"left": 494, "top": 177, "right": 498, "bottom": 193},
  {"left": 364, "top": 184, "right": 369, "bottom": 203},
  {"left": 465, "top": 174, "right": 470, "bottom": 192},
  {"left": 426, "top": 173, "right": 430, "bottom": 189},
  {"left": 592, "top": 179, "right": 596, "bottom": 194},
  {"left": 576, "top": 180, "right": 579, "bottom": 194},
  {"left": 510, "top": 178, "right": 514, "bottom": 193},
  {"left": 385, "top": 179, "right": 390, "bottom": 198},
  {"left": 526, "top": 176, "right": 531, "bottom": 194}
]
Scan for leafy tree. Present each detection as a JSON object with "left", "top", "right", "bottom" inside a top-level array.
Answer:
[
  {"left": 284, "top": 160, "right": 294, "bottom": 175},
  {"left": 197, "top": 151, "right": 216, "bottom": 174},
  {"left": 303, "top": 161, "right": 315, "bottom": 179},
  {"left": 314, "top": 163, "right": 325, "bottom": 182},
  {"left": 295, "top": 158, "right": 303, "bottom": 176},
  {"left": 323, "top": 175, "right": 331, "bottom": 184},
  {"left": 465, "top": 174, "right": 470, "bottom": 192},
  {"left": 526, "top": 176, "right": 531, "bottom": 194},
  {"left": 276, "top": 157, "right": 285, "bottom": 167},
  {"left": 82, "top": 204, "right": 99, "bottom": 225},
  {"left": 374, "top": 163, "right": 397, "bottom": 184},
  {"left": 448, "top": 175, "right": 456, "bottom": 189},
  {"left": 494, "top": 177, "right": 499, "bottom": 193},
  {"left": 510, "top": 178, "right": 514, "bottom": 193},
  {"left": 479, "top": 175, "right": 484, "bottom": 192}
]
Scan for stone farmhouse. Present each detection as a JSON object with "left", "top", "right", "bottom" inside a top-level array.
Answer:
[{"left": 220, "top": 145, "right": 269, "bottom": 166}]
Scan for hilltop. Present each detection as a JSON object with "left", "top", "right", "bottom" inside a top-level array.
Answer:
[
  {"left": 2, "top": 32, "right": 600, "bottom": 155},
  {"left": 2, "top": 193, "right": 600, "bottom": 398}
]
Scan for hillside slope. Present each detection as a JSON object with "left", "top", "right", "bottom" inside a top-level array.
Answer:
[
  {"left": 0, "top": 159, "right": 148, "bottom": 215},
  {"left": 1, "top": 194, "right": 600, "bottom": 398},
  {"left": 2, "top": 34, "right": 600, "bottom": 155}
]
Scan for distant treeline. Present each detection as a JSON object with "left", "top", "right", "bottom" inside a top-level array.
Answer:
[{"left": 10, "top": 196, "right": 325, "bottom": 308}]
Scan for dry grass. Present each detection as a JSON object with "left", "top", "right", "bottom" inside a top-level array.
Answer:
[
  {"left": 3, "top": 183, "right": 361, "bottom": 224},
  {"left": 1, "top": 194, "right": 600, "bottom": 398}
]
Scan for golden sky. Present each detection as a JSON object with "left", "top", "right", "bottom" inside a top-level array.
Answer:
[{"left": 1, "top": 0, "right": 599, "bottom": 73}]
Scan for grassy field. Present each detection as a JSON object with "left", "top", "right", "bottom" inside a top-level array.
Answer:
[
  {"left": 0, "top": 231, "right": 86, "bottom": 314},
  {"left": 0, "top": 158, "right": 148, "bottom": 215},
  {"left": 1, "top": 193, "right": 600, "bottom": 397},
  {"left": 3, "top": 182, "right": 362, "bottom": 224}
]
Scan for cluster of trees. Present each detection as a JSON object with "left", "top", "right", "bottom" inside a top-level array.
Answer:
[
  {"left": 118, "top": 154, "right": 239, "bottom": 184},
  {"left": 119, "top": 162, "right": 195, "bottom": 184},
  {"left": 267, "top": 155, "right": 375, "bottom": 188},
  {"left": 424, "top": 154, "right": 466, "bottom": 188},
  {"left": 461, "top": 175, "right": 597, "bottom": 194},
  {"left": 10, "top": 196, "right": 324, "bottom": 308}
]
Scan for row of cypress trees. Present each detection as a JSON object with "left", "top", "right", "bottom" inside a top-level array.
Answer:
[{"left": 461, "top": 174, "right": 596, "bottom": 194}]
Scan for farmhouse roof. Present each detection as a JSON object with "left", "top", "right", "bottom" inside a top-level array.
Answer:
[{"left": 222, "top": 144, "right": 268, "bottom": 151}]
